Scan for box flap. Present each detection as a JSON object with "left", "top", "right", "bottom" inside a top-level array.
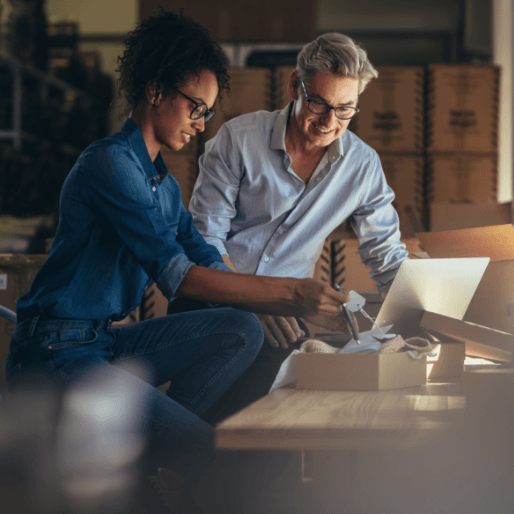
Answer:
[
  {"left": 417, "top": 224, "right": 514, "bottom": 263},
  {"left": 420, "top": 310, "right": 513, "bottom": 362}
]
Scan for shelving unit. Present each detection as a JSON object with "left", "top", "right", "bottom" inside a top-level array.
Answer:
[
  {"left": 0, "top": 50, "right": 111, "bottom": 218},
  {"left": 0, "top": 49, "right": 98, "bottom": 155}
]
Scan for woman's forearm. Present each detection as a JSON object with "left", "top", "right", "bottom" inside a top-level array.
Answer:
[
  {"left": 175, "top": 265, "right": 349, "bottom": 318},
  {"left": 176, "top": 265, "right": 300, "bottom": 315}
]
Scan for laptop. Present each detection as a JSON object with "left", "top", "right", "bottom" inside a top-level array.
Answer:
[{"left": 374, "top": 257, "right": 490, "bottom": 337}]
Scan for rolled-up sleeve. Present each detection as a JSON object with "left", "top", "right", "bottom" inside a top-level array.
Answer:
[
  {"left": 190, "top": 124, "right": 242, "bottom": 256},
  {"left": 350, "top": 152, "right": 409, "bottom": 295}
]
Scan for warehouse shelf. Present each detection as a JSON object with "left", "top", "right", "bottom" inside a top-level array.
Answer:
[{"left": 0, "top": 50, "right": 97, "bottom": 152}]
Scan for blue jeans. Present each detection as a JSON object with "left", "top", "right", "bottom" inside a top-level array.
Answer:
[{"left": 5, "top": 308, "right": 263, "bottom": 512}]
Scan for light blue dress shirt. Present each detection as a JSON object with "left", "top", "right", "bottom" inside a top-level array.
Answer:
[{"left": 190, "top": 103, "right": 408, "bottom": 295}]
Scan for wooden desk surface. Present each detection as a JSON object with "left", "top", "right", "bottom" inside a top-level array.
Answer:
[{"left": 216, "top": 383, "right": 465, "bottom": 451}]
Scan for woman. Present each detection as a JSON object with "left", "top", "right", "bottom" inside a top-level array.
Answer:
[{"left": 5, "top": 10, "right": 351, "bottom": 514}]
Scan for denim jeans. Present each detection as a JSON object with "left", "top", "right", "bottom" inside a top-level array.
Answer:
[{"left": 5, "top": 308, "right": 264, "bottom": 513}]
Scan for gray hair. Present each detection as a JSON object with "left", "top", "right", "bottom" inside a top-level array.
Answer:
[{"left": 296, "top": 33, "right": 378, "bottom": 94}]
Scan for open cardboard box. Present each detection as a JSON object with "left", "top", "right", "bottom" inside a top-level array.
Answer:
[
  {"left": 417, "top": 224, "right": 514, "bottom": 335},
  {"left": 421, "top": 325, "right": 466, "bottom": 380},
  {"left": 421, "top": 310, "right": 513, "bottom": 363},
  {"left": 296, "top": 352, "right": 427, "bottom": 391}
]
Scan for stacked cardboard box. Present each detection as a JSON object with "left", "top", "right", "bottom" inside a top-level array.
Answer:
[
  {"left": 379, "top": 154, "right": 425, "bottom": 238},
  {"left": 325, "top": 235, "right": 422, "bottom": 293},
  {"left": 350, "top": 67, "right": 425, "bottom": 237},
  {"left": 275, "top": 65, "right": 295, "bottom": 110},
  {"left": 425, "top": 153, "right": 497, "bottom": 204},
  {"left": 202, "top": 68, "right": 272, "bottom": 145},
  {"left": 425, "top": 65, "right": 500, "bottom": 226},
  {"left": 0, "top": 254, "right": 47, "bottom": 384},
  {"left": 352, "top": 67, "right": 424, "bottom": 154},
  {"left": 160, "top": 138, "right": 199, "bottom": 211}
]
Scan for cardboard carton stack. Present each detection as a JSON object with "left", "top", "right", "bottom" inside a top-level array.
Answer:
[
  {"left": 425, "top": 65, "right": 500, "bottom": 221},
  {"left": 312, "top": 238, "right": 331, "bottom": 284},
  {"left": 328, "top": 236, "right": 423, "bottom": 292},
  {"left": 0, "top": 254, "right": 47, "bottom": 384},
  {"left": 352, "top": 67, "right": 425, "bottom": 154},
  {"left": 275, "top": 65, "right": 295, "bottom": 110},
  {"left": 160, "top": 138, "right": 200, "bottom": 211},
  {"left": 202, "top": 68, "right": 272, "bottom": 146},
  {"left": 351, "top": 67, "right": 425, "bottom": 236}
]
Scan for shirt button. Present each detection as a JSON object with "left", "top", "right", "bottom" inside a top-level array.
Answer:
[
  {"left": 152, "top": 186, "right": 156, "bottom": 192},
  {"left": 264, "top": 257, "right": 269, "bottom": 263}
]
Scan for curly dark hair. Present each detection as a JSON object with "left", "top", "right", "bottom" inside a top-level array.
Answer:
[{"left": 116, "top": 9, "right": 230, "bottom": 114}]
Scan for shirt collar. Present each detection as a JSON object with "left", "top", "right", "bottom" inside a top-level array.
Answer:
[
  {"left": 270, "top": 101, "right": 344, "bottom": 163},
  {"left": 120, "top": 118, "right": 168, "bottom": 183}
]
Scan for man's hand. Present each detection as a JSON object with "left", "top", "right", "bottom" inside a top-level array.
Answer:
[{"left": 258, "top": 314, "right": 305, "bottom": 349}]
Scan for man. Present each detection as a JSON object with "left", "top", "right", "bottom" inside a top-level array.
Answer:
[{"left": 187, "top": 33, "right": 409, "bottom": 422}]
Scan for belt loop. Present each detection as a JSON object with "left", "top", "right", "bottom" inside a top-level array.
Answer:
[{"left": 28, "top": 315, "right": 40, "bottom": 337}]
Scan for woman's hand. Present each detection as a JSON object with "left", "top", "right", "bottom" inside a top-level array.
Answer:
[{"left": 291, "top": 279, "right": 349, "bottom": 317}]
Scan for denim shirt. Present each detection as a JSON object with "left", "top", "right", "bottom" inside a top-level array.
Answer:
[
  {"left": 17, "top": 119, "right": 229, "bottom": 323},
  {"left": 190, "top": 103, "right": 408, "bottom": 295}
]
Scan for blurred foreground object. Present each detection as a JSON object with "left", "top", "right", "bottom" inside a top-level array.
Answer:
[{"left": 0, "top": 365, "right": 148, "bottom": 514}]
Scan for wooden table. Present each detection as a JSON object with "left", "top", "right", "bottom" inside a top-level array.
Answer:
[
  {"left": 216, "top": 382, "right": 465, "bottom": 452},
  {"left": 216, "top": 378, "right": 514, "bottom": 514}
]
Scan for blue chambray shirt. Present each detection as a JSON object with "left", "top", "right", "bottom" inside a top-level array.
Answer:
[
  {"left": 190, "top": 103, "right": 408, "bottom": 295},
  {"left": 17, "top": 119, "right": 230, "bottom": 322}
]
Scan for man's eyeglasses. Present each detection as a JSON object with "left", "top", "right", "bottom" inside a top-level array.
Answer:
[
  {"left": 299, "top": 77, "right": 359, "bottom": 120},
  {"left": 176, "top": 90, "right": 216, "bottom": 122}
]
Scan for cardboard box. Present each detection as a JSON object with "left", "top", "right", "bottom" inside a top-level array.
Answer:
[
  {"left": 426, "top": 65, "right": 500, "bottom": 153},
  {"left": 203, "top": 68, "right": 272, "bottom": 143},
  {"left": 276, "top": 66, "right": 295, "bottom": 110},
  {"left": 296, "top": 352, "right": 427, "bottom": 391},
  {"left": 0, "top": 254, "right": 47, "bottom": 384},
  {"left": 430, "top": 201, "right": 511, "bottom": 232},
  {"left": 420, "top": 310, "right": 513, "bottom": 363},
  {"left": 160, "top": 149, "right": 199, "bottom": 210},
  {"left": 426, "top": 341, "right": 466, "bottom": 381},
  {"left": 352, "top": 67, "right": 424, "bottom": 153},
  {"left": 312, "top": 238, "right": 331, "bottom": 283},
  {"left": 330, "top": 237, "right": 422, "bottom": 292},
  {"left": 416, "top": 224, "right": 514, "bottom": 334},
  {"left": 426, "top": 153, "right": 498, "bottom": 204},
  {"left": 379, "top": 153, "right": 425, "bottom": 237}
]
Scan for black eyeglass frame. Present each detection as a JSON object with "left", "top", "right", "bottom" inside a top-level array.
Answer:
[
  {"left": 176, "top": 90, "right": 216, "bottom": 122},
  {"left": 299, "top": 77, "right": 359, "bottom": 120}
]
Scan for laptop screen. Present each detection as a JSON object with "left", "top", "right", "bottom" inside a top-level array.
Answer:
[{"left": 374, "top": 257, "right": 490, "bottom": 336}]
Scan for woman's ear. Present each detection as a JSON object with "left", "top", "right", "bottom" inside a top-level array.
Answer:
[{"left": 145, "top": 82, "right": 161, "bottom": 106}]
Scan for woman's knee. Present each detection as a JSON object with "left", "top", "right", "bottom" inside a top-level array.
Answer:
[{"left": 221, "top": 309, "right": 264, "bottom": 356}]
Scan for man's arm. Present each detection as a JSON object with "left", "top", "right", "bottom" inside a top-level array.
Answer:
[
  {"left": 189, "top": 124, "right": 240, "bottom": 258},
  {"left": 350, "top": 152, "right": 409, "bottom": 295}
]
